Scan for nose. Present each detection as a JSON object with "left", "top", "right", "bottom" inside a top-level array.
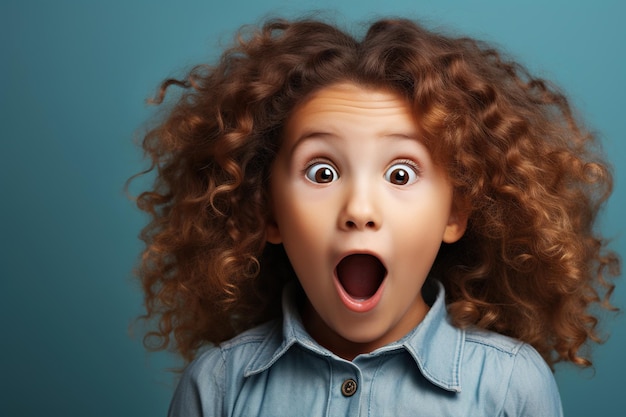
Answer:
[{"left": 338, "top": 181, "right": 382, "bottom": 231}]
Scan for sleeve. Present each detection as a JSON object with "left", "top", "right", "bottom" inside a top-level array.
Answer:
[
  {"left": 501, "top": 344, "right": 564, "bottom": 417},
  {"left": 168, "top": 348, "right": 225, "bottom": 417}
]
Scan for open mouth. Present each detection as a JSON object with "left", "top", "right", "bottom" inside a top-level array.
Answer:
[{"left": 336, "top": 254, "right": 387, "bottom": 300}]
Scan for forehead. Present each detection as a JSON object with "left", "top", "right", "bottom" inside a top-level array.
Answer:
[
  {"left": 283, "top": 83, "right": 419, "bottom": 141},
  {"left": 289, "top": 83, "right": 414, "bottom": 119}
]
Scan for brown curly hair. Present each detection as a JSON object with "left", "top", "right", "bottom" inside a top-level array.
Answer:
[{"left": 132, "top": 17, "right": 620, "bottom": 367}]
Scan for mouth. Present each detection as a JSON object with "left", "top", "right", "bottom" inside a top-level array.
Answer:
[{"left": 336, "top": 254, "right": 387, "bottom": 301}]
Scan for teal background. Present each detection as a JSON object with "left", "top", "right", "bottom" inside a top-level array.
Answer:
[{"left": 2, "top": 0, "right": 624, "bottom": 416}]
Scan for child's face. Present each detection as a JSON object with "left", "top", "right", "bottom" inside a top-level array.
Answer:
[{"left": 267, "top": 83, "right": 467, "bottom": 359}]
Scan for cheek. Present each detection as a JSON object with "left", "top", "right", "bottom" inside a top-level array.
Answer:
[
  {"left": 275, "top": 195, "right": 327, "bottom": 244},
  {"left": 387, "top": 203, "right": 449, "bottom": 256},
  {"left": 270, "top": 170, "right": 319, "bottom": 251},
  {"left": 274, "top": 180, "right": 331, "bottom": 225}
]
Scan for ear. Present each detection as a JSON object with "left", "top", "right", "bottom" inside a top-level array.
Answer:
[
  {"left": 442, "top": 207, "right": 468, "bottom": 244},
  {"left": 266, "top": 220, "right": 282, "bottom": 244}
]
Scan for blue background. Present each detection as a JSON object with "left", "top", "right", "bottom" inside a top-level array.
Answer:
[{"left": 2, "top": 0, "right": 624, "bottom": 416}]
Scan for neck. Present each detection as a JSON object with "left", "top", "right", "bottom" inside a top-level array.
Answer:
[{"left": 299, "top": 298, "right": 429, "bottom": 361}]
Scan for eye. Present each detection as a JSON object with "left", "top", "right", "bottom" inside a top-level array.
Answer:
[
  {"left": 384, "top": 162, "right": 419, "bottom": 185},
  {"left": 305, "top": 162, "right": 339, "bottom": 184}
]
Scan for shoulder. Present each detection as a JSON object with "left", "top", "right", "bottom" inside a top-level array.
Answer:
[
  {"left": 464, "top": 327, "right": 556, "bottom": 379},
  {"left": 188, "top": 320, "right": 280, "bottom": 379},
  {"left": 464, "top": 327, "right": 525, "bottom": 358},
  {"left": 502, "top": 343, "right": 563, "bottom": 417},
  {"left": 462, "top": 328, "right": 563, "bottom": 417},
  {"left": 168, "top": 320, "right": 280, "bottom": 417}
]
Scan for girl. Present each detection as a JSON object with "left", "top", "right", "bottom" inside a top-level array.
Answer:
[{"left": 133, "top": 17, "right": 620, "bottom": 416}]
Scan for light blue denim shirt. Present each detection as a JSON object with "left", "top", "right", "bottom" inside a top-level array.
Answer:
[{"left": 168, "top": 281, "right": 563, "bottom": 417}]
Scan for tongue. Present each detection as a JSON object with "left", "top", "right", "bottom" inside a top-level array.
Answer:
[{"left": 337, "top": 254, "right": 386, "bottom": 299}]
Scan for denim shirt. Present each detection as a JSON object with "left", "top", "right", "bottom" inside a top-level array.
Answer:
[{"left": 168, "top": 281, "right": 563, "bottom": 417}]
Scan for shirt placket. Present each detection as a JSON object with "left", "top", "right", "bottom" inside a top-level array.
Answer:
[{"left": 328, "top": 360, "right": 363, "bottom": 416}]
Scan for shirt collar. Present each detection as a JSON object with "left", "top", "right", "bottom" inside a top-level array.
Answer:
[{"left": 244, "top": 280, "right": 464, "bottom": 392}]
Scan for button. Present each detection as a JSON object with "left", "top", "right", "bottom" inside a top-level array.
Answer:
[{"left": 341, "top": 379, "right": 357, "bottom": 397}]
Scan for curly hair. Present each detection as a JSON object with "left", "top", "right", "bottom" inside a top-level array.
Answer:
[{"left": 132, "top": 17, "right": 620, "bottom": 366}]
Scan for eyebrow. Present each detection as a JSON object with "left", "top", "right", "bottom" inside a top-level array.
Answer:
[{"left": 288, "top": 130, "right": 420, "bottom": 155}]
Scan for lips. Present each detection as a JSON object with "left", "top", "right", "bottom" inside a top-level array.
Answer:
[{"left": 336, "top": 254, "right": 387, "bottom": 300}]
